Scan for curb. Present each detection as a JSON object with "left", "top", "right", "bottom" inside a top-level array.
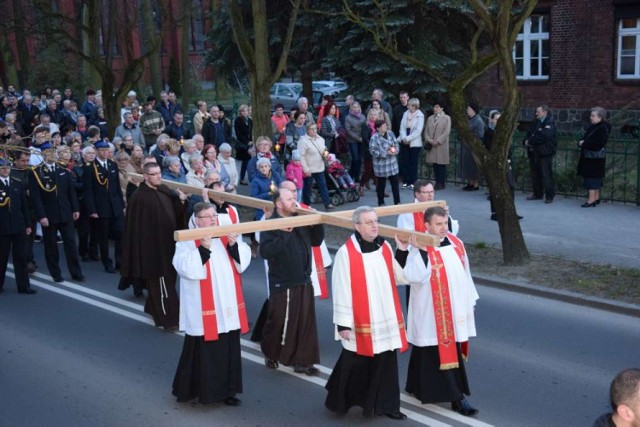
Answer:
[{"left": 326, "top": 244, "right": 640, "bottom": 318}]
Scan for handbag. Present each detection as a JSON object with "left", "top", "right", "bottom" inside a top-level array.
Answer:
[{"left": 583, "top": 148, "right": 605, "bottom": 159}]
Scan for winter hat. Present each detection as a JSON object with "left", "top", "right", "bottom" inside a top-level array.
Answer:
[{"left": 291, "top": 150, "right": 301, "bottom": 161}]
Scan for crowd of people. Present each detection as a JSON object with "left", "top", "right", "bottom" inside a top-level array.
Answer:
[{"left": 0, "top": 82, "right": 622, "bottom": 422}]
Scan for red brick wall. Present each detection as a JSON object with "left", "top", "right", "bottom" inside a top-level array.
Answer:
[{"left": 476, "top": 0, "right": 640, "bottom": 111}]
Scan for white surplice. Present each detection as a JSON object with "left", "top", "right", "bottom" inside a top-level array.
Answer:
[
  {"left": 402, "top": 242, "right": 479, "bottom": 347},
  {"left": 172, "top": 218, "right": 251, "bottom": 337},
  {"left": 396, "top": 198, "right": 459, "bottom": 236},
  {"left": 331, "top": 235, "right": 407, "bottom": 354}
]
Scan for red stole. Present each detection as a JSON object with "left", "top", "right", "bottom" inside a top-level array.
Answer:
[
  {"left": 413, "top": 212, "right": 426, "bottom": 233},
  {"left": 425, "top": 232, "right": 468, "bottom": 369},
  {"left": 345, "top": 238, "right": 408, "bottom": 357},
  {"left": 299, "top": 202, "right": 328, "bottom": 299},
  {"left": 195, "top": 208, "right": 249, "bottom": 341}
]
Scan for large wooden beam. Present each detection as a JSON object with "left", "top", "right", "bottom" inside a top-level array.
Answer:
[
  {"left": 174, "top": 212, "right": 323, "bottom": 241},
  {"left": 135, "top": 173, "right": 445, "bottom": 246}
]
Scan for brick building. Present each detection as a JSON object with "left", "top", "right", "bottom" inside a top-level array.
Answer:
[{"left": 476, "top": 0, "right": 640, "bottom": 134}]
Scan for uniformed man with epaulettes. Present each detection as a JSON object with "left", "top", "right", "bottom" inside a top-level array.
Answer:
[
  {"left": 0, "top": 157, "right": 37, "bottom": 294},
  {"left": 82, "top": 139, "right": 124, "bottom": 273},
  {"left": 30, "top": 141, "right": 84, "bottom": 283}
]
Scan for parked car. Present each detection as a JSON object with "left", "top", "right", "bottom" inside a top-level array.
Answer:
[
  {"left": 270, "top": 83, "right": 302, "bottom": 111},
  {"left": 312, "top": 80, "right": 348, "bottom": 95}
]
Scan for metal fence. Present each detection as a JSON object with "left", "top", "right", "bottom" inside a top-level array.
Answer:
[{"left": 417, "top": 131, "right": 640, "bottom": 205}]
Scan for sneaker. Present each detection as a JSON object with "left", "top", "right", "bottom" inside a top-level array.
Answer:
[{"left": 402, "top": 183, "right": 408, "bottom": 188}]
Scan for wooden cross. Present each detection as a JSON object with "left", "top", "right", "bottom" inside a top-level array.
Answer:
[{"left": 128, "top": 174, "right": 444, "bottom": 247}]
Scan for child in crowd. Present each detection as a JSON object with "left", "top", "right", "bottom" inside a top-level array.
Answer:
[
  {"left": 326, "top": 153, "right": 356, "bottom": 189},
  {"left": 285, "top": 149, "right": 304, "bottom": 200}
]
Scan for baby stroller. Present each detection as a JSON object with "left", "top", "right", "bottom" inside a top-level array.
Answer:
[{"left": 310, "top": 170, "right": 360, "bottom": 206}]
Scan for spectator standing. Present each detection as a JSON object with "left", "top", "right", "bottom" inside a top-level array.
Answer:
[
  {"left": 399, "top": 98, "right": 425, "bottom": 189},
  {"left": 524, "top": 104, "right": 557, "bottom": 203},
  {"left": 298, "top": 123, "right": 335, "bottom": 209},
  {"left": 369, "top": 119, "right": 400, "bottom": 206},
  {"left": 577, "top": 106, "right": 610, "bottom": 208},
  {"left": 156, "top": 91, "right": 176, "bottom": 126},
  {"left": 345, "top": 102, "right": 366, "bottom": 184},
  {"left": 139, "top": 101, "right": 165, "bottom": 149},
  {"left": 192, "top": 100, "right": 209, "bottom": 135},
  {"left": 460, "top": 102, "right": 484, "bottom": 191},
  {"left": 424, "top": 101, "right": 452, "bottom": 190},
  {"left": 234, "top": 104, "right": 252, "bottom": 185}
]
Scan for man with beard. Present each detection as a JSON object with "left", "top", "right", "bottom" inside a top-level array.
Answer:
[
  {"left": 119, "top": 163, "right": 188, "bottom": 331},
  {"left": 259, "top": 187, "right": 324, "bottom": 375}
]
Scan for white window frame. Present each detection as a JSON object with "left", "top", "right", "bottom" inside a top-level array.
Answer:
[
  {"left": 617, "top": 18, "right": 640, "bottom": 80},
  {"left": 514, "top": 15, "right": 550, "bottom": 81}
]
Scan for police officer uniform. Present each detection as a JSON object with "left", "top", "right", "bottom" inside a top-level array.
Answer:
[
  {"left": 30, "top": 144, "right": 84, "bottom": 282},
  {"left": 0, "top": 158, "right": 36, "bottom": 294}
]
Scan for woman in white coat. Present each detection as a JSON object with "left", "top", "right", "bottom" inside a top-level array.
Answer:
[{"left": 399, "top": 98, "right": 425, "bottom": 189}]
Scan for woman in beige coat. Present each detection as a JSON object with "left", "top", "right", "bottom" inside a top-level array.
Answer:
[{"left": 424, "top": 102, "right": 451, "bottom": 190}]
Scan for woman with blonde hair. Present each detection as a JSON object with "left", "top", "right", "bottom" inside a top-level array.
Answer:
[{"left": 399, "top": 98, "right": 424, "bottom": 189}]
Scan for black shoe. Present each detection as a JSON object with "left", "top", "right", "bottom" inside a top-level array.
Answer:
[
  {"left": 490, "top": 214, "right": 497, "bottom": 221},
  {"left": 434, "top": 183, "right": 445, "bottom": 190},
  {"left": 164, "top": 325, "right": 179, "bottom": 332},
  {"left": 18, "top": 288, "right": 37, "bottom": 294},
  {"left": 526, "top": 195, "right": 542, "bottom": 200},
  {"left": 105, "top": 266, "right": 116, "bottom": 274},
  {"left": 544, "top": 198, "right": 553, "bottom": 204},
  {"left": 265, "top": 359, "right": 279, "bottom": 369},
  {"left": 384, "top": 412, "right": 407, "bottom": 420},
  {"left": 133, "top": 288, "right": 143, "bottom": 297},
  {"left": 81, "top": 255, "right": 90, "bottom": 262},
  {"left": 595, "top": 199, "right": 601, "bottom": 205},
  {"left": 71, "top": 275, "right": 85, "bottom": 282},
  {"left": 293, "top": 365, "right": 319, "bottom": 376},
  {"left": 451, "top": 398, "right": 478, "bottom": 416},
  {"left": 239, "top": 181, "right": 248, "bottom": 186},
  {"left": 517, "top": 214, "right": 524, "bottom": 220},
  {"left": 224, "top": 396, "right": 241, "bottom": 406},
  {"left": 53, "top": 276, "right": 64, "bottom": 283},
  {"left": 581, "top": 201, "right": 597, "bottom": 208},
  {"left": 56, "top": 235, "right": 63, "bottom": 244}
]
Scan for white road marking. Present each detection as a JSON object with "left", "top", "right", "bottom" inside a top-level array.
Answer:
[{"left": 7, "top": 268, "right": 491, "bottom": 427}]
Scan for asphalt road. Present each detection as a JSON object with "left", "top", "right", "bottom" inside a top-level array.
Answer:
[{"left": 1, "top": 243, "right": 638, "bottom": 427}]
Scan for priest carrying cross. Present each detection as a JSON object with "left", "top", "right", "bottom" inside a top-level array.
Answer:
[
  {"left": 402, "top": 206, "right": 479, "bottom": 416},
  {"left": 171, "top": 202, "right": 252, "bottom": 405},
  {"left": 325, "top": 206, "right": 411, "bottom": 421}
]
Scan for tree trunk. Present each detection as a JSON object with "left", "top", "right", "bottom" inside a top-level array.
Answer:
[
  {"left": 249, "top": 74, "right": 272, "bottom": 141},
  {"left": 180, "top": 0, "right": 192, "bottom": 112},
  {"left": 141, "top": 0, "right": 163, "bottom": 97},
  {"left": 12, "top": 0, "right": 30, "bottom": 87},
  {"left": 0, "top": 31, "right": 19, "bottom": 86},
  {"left": 80, "top": 3, "right": 102, "bottom": 89}
]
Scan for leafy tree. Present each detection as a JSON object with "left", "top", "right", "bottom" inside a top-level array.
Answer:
[
  {"left": 312, "top": 0, "right": 536, "bottom": 264},
  {"left": 226, "top": 0, "right": 301, "bottom": 139}
]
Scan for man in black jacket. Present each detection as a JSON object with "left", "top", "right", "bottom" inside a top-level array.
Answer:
[
  {"left": 30, "top": 143, "right": 83, "bottom": 282},
  {"left": 524, "top": 105, "right": 557, "bottom": 203},
  {"left": 259, "top": 188, "right": 325, "bottom": 376},
  {"left": 0, "top": 158, "right": 36, "bottom": 294},
  {"left": 82, "top": 140, "right": 125, "bottom": 273}
]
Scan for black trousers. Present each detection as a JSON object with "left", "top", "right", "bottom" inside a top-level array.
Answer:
[
  {"left": 376, "top": 174, "right": 400, "bottom": 206},
  {"left": 42, "top": 221, "right": 82, "bottom": 279},
  {"left": 76, "top": 212, "right": 99, "bottom": 258},
  {"left": 434, "top": 164, "right": 447, "bottom": 187},
  {"left": 529, "top": 154, "right": 556, "bottom": 200},
  {"left": 96, "top": 216, "right": 123, "bottom": 269},
  {"left": 0, "top": 232, "right": 31, "bottom": 291}
]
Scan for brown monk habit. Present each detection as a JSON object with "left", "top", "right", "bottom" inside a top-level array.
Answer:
[{"left": 119, "top": 182, "right": 188, "bottom": 328}]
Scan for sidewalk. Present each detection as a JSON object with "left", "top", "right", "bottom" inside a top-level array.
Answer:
[
  {"left": 355, "top": 184, "right": 640, "bottom": 269},
  {"left": 237, "top": 180, "right": 639, "bottom": 268}
]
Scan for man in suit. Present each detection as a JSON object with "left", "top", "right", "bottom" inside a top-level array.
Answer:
[
  {"left": 0, "top": 158, "right": 37, "bottom": 294},
  {"left": 30, "top": 142, "right": 83, "bottom": 282},
  {"left": 82, "top": 140, "right": 125, "bottom": 273}
]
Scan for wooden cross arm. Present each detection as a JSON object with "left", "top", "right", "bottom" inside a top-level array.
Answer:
[
  {"left": 128, "top": 173, "right": 274, "bottom": 211},
  {"left": 314, "top": 212, "right": 440, "bottom": 248},
  {"left": 174, "top": 213, "right": 323, "bottom": 242}
]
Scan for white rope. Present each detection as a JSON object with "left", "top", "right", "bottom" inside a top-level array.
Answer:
[
  {"left": 280, "top": 289, "right": 290, "bottom": 346},
  {"left": 160, "top": 276, "right": 167, "bottom": 315}
]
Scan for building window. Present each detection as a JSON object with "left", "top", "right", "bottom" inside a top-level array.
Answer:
[
  {"left": 618, "top": 18, "right": 640, "bottom": 79},
  {"left": 514, "top": 15, "right": 550, "bottom": 80}
]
